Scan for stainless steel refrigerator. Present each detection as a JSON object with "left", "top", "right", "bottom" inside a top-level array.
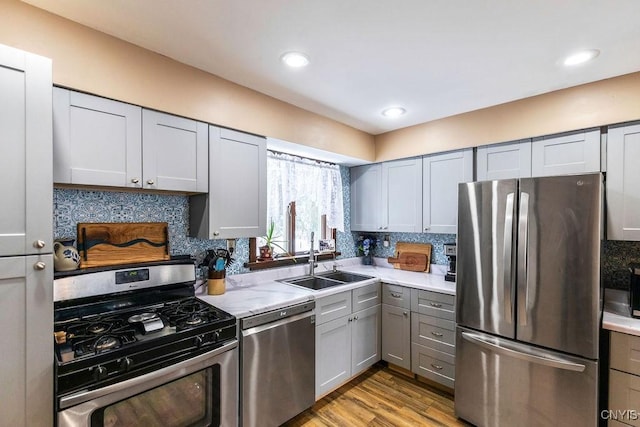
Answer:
[{"left": 455, "top": 173, "right": 603, "bottom": 427}]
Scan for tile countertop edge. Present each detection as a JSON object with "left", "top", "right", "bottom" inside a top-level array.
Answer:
[
  {"left": 603, "top": 288, "right": 640, "bottom": 337},
  {"left": 196, "top": 257, "right": 455, "bottom": 318}
]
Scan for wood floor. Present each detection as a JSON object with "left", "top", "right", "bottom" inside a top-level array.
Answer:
[{"left": 282, "top": 364, "right": 471, "bottom": 427}]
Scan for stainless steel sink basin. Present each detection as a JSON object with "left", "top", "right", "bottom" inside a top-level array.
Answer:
[
  {"left": 280, "top": 270, "right": 374, "bottom": 290},
  {"left": 316, "top": 271, "right": 374, "bottom": 283}
]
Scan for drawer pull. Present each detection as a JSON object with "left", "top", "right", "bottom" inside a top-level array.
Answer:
[
  {"left": 391, "top": 292, "right": 402, "bottom": 298},
  {"left": 429, "top": 302, "right": 443, "bottom": 308},
  {"left": 430, "top": 363, "right": 443, "bottom": 370},
  {"left": 431, "top": 331, "right": 443, "bottom": 337}
]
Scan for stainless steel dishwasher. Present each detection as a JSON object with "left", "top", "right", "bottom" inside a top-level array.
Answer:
[{"left": 240, "top": 301, "right": 315, "bottom": 427}]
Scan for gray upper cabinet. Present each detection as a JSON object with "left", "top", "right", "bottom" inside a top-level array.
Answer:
[
  {"left": 142, "top": 109, "right": 208, "bottom": 192},
  {"left": 531, "top": 128, "right": 600, "bottom": 177},
  {"left": 0, "top": 45, "right": 52, "bottom": 258},
  {"left": 351, "top": 158, "right": 422, "bottom": 232},
  {"left": 190, "top": 126, "right": 267, "bottom": 239},
  {"left": 53, "top": 88, "right": 208, "bottom": 192},
  {"left": 423, "top": 149, "right": 473, "bottom": 234},
  {"left": 476, "top": 139, "right": 532, "bottom": 181},
  {"left": 350, "top": 163, "right": 383, "bottom": 231},
  {"left": 383, "top": 158, "right": 423, "bottom": 232},
  {"left": 53, "top": 87, "right": 142, "bottom": 188},
  {"left": 0, "top": 44, "right": 53, "bottom": 427},
  {"left": 477, "top": 130, "right": 600, "bottom": 181},
  {"left": 607, "top": 122, "right": 640, "bottom": 240}
]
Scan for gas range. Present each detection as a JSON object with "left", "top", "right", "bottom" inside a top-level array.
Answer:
[{"left": 53, "top": 259, "right": 237, "bottom": 402}]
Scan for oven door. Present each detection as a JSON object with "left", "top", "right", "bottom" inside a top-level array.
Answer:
[{"left": 58, "top": 341, "right": 238, "bottom": 427}]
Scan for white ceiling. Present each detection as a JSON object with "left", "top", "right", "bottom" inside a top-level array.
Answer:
[{"left": 24, "top": 0, "right": 640, "bottom": 135}]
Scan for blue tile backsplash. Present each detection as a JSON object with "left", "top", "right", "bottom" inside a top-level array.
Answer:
[{"left": 53, "top": 165, "right": 640, "bottom": 285}]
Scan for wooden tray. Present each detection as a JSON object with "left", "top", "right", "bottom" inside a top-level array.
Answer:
[
  {"left": 77, "top": 222, "right": 170, "bottom": 268},
  {"left": 389, "top": 242, "right": 432, "bottom": 272}
]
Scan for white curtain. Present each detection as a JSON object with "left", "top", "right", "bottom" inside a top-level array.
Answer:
[{"left": 266, "top": 151, "right": 344, "bottom": 252}]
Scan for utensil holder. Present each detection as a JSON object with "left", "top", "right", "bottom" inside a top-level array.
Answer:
[{"left": 207, "top": 269, "right": 226, "bottom": 295}]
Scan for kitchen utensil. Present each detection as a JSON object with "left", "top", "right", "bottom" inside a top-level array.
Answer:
[
  {"left": 390, "top": 242, "right": 432, "bottom": 272},
  {"left": 76, "top": 222, "right": 169, "bottom": 268},
  {"left": 387, "top": 252, "right": 428, "bottom": 272}
]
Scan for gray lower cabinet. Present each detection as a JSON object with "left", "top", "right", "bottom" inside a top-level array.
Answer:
[
  {"left": 609, "top": 331, "right": 640, "bottom": 426},
  {"left": 190, "top": 126, "right": 267, "bottom": 239},
  {"left": 53, "top": 88, "right": 208, "bottom": 192},
  {"left": 381, "top": 284, "right": 411, "bottom": 370},
  {"left": 410, "top": 289, "right": 456, "bottom": 389},
  {"left": 0, "top": 44, "right": 53, "bottom": 427},
  {"left": 315, "top": 283, "right": 381, "bottom": 399}
]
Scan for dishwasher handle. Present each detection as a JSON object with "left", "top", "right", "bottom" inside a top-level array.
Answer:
[
  {"left": 242, "top": 309, "right": 314, "bottom": 337},
  {"left": 241, "top": 301, "right": 315, "bottom": 330}
]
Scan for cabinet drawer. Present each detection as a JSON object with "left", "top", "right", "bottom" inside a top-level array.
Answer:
[
  {"left": 315, "top": 291, "right": 352, "bottom": 325},
  {"left": 411, "top": 313, "right": 455, "bottom": 354},
  {"left": 352, "top": 282, "right": 381, "bottom": 312},
  {"left": 611, "top": 332, "right": 640, "bottom": 377},
  {"left": 411, "top": 343, "right": 455, "bottom": 388},
  {"left": 609, "top": 369, "right": 640, "bottom": 427},
  {"left": 411, "top": 289, "right": 455, "bottom": 320},
  {"left": 382, "top": 283, "right": 411, "bottom": 308}
]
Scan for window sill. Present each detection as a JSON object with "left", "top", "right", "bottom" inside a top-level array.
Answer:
[{"left": 244, "top": 252, "right": 341, "bottom": 271}]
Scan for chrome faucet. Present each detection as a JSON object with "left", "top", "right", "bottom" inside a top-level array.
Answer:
[{"left": 309, "top": 231, "right": 318, "bottom": 276}]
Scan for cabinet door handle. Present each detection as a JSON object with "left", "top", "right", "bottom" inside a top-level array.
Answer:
[
  {"left": 353, "top": 315, "right": 359, "bottom": 321},
  {"left": 348, "top": 317, "right": 353, "bottom": 322},
  {"left": 431, "top": 331, "right": 443, "bottom": 337},
  {"left": 131, "top": 178, "right": 140, "bottom": 184},
  {"left": 213, "top": 231, "right": 220, "bottom": 237},
  {"left": 430, "top": 363, "right": 443, "bottom": 370},
  {"left": 34, "top": 261, "right": 46, "bottom": 271},
  {"left": 33, "top": 240, "right": 46, "bottom": 249},
  {"left": 429, "top": 302, "right": 442, "bottom": 308},
  {"left": 403, "top": 311, "right": 408, "bottom": 316},
  {"left": 424, "top": 227, "right": 430, "bottom": 231},
  {"left": 146, "top": 179, "right": 155, "bottom": 185},
  {"left": 391, "top": 292, "right": 401, "bottom": 298}
]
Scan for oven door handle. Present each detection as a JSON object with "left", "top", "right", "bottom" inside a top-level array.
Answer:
[{"left": 59, "top": 339, "right": 238, "bottom": 410}]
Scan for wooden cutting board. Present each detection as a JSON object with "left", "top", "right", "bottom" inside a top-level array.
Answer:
[
  {"left": 77, "top": 222, "right": 170, "bottom": 268},
  {"left": 387, "top": 252, "right": 428, "bottom": 272},
  {"left": 389, "top": 242, "right": 432, "bottom": 272}
]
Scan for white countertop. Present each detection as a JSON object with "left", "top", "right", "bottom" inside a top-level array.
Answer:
[
  {"left": 603, "top": 288, "right": 640, "bottom": 336},
  {"left": 197, "top": 257, "right": 455, "bottom": 318}
]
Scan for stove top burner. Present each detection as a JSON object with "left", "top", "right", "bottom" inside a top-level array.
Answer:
[
  {"left": 87, "top": 323, "right": 109, "bottom": 334},
  {"left": 128, "top": 312, "right": 160, "bottom": 323},
  {"left": 185, "top": 315, "right": 203, "bottom": 326},
  {"left": 95, "top": 336, "right": 119, "bottom": 352}
]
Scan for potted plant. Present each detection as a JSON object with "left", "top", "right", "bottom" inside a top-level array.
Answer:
[
  {"left": 259, "top": 219, "right": 289, "bottom": 260},
  {"left": 357, "top": 235, "right": 376, "bottom": 265}
]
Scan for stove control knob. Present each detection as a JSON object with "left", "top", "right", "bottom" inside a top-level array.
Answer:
[
  {"left": 194, "top": 335, "right": 204, "bottom": 348},
  {"left": 94, "top": 365, "right": 108, "bottom": 381},
  {"left": 120, "top": 357, "right": 133, "bottom": 372}
]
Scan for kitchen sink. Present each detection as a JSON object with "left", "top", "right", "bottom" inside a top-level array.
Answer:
[
  {"left": 316, "top": 271, "right": 374, "bottom": 283},
  {"left": 280, "top": 270, "right": 374, "bottom": 291}
]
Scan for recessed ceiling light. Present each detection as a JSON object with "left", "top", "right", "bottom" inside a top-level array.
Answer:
[
  {"left": 381, "top": 107, "right": 406, "bottom": 118},
  {"left": 563, "top": 49, "right": 600, "bottom": 66},
  {"left": 281, "top": 52, "right": 309, "bottom": 68}
]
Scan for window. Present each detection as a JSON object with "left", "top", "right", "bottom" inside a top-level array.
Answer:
[{"left": 262, "top": 150, "right": 344, "bottom": 256}]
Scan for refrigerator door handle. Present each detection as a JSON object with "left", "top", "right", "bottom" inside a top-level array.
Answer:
[
  {"left": 517, "top": 192, "right": 530, "bottom": 326},
  {"left": 502, "top": 192, "right": 515, "bottom": 323},
  {"left": 461, "top": 331, "right": 586, "bottom": 372}
]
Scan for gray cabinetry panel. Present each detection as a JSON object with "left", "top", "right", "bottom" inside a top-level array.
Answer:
[
  {"left": 352, "top": 282, "right": 381, "bottom": 312},
  {"left": 382, "top": 283, "right": 411, "bottom": 309},
  {"left": 381, "top": 303, "right": 411, "bottom": 370},
  {"left": 411, "top": 288, "right": 455, "bottom": 320},
  {"left": 315, "top": 291, "right": 352, "bottom": 325},
  {"left": 53, "top": 87, "right": 142, "bottom": 188},
  {"left": 142, "top": 109, "right": 207, "bottom": 192}
]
